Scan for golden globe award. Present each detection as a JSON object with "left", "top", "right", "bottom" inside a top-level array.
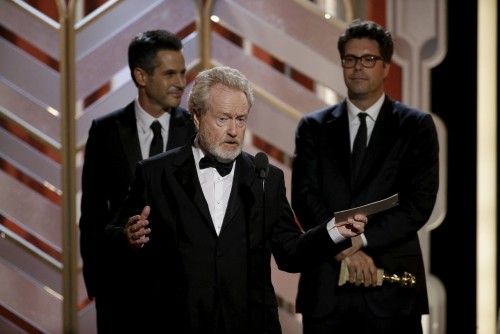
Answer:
[{"left": 338, "top": 260, "right": 416, "bottom": 287}]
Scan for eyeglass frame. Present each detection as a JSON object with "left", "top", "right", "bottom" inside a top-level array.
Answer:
[{"left": 341, "top": 54, "right": 384, "bottom": 68}]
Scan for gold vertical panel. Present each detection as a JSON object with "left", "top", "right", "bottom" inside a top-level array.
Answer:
[
  {"left": 476, "top": 0, "right": 497, "bottom": 333},
  {"left": 201, "top": 0, "right": 214, "bottom": 69},
  {"left": 56, "top": 0, "right": 78, "bottom": 332}
]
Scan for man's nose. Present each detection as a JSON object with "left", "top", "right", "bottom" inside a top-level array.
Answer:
[
  {"left": 354, "top": 59, "right": 364, "bottom": 69},
  {"left": 174, "top": 73, "right": 186, "bottom": 87},
  {"left": 226, "top": 119, "right": 237, "bottom": 136}
]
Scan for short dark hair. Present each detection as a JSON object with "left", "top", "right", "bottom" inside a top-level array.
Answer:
[
  {"left": 337, "top": 19, "right": 393, "bottom": 63},
  {"left": 128, "top": 30, "right": 183, "bottom": 85}
]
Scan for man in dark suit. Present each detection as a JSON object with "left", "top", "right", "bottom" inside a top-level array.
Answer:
[
  {"left": 106, "top": 66, "right": 367, "bottom": 334},
  {"left": 79, "top": 30, "right": 195, "bottom": 332},
  {"left": 292, "top": 19, "right": 439, "bottom": 334}
]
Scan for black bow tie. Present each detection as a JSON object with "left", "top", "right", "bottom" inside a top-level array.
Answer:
[{"left": 199, "top": 155, "right": 234, "bottom": 176}]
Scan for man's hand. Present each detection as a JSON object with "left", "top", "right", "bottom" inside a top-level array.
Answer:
[
  {"left": 344, "top": 250, "right": 378, "bottom": 287},
  {"left": 124, "top": 206, "right": 151, "bottom": 249},
  {"left": 336, "top": 214, "right": 367, "bottom": 238},
  {"left": 335, "top": 235, "right": 364, "bottom": 261}
]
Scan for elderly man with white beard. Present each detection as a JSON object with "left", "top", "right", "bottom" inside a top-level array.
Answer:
[{"left": 106, "top": 66, "right": 367, "bottom": 334}]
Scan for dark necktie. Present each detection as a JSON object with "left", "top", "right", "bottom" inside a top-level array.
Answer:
[
  {"left": 199, "top": 155, "right": 234, "bottom": 177},
  {"left": 351, "top": 112, "right": 368, "bottom": 180},
  {"left": 149, "top": 120, "right": 163, "bottom": 157}
]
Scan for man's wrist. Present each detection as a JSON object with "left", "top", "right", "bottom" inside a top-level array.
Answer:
[{"left": 326, "top": 217, "right": 345, "bottom": 243}]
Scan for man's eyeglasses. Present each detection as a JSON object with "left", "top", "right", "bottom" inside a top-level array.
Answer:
[{"left": 341, "top": 55, "right": 384, "bottom": 68}]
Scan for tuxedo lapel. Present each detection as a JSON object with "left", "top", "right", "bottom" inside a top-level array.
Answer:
[
  {"left": 219, "top": 153, "right": 255, "bottom": 235},
  {"left": 117, "top": 103, "right": 142, "bottom": 174},
  {"left": 172, "top": 145, "right": 214, "bottom": 232},
  {"left": 227, "top": 153, "right": 268, "bottom": 248}
]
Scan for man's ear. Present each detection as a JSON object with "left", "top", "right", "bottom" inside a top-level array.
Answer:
[
  {"left": 383, "top": 62, "right": 390, "bottom": 79},
  {"left": 193, "top": 112, "right": 200, "bottom": 130},
  {"left": 133, "top": 67, "right": 147, "bottom": 87}
]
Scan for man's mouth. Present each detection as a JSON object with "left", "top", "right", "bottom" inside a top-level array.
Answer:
[
  {"left": 350, "top": 75, "right": 367, "bottom": 81},
  {"left": 169, "top": 91, "right": 183, "bottom": 98}
]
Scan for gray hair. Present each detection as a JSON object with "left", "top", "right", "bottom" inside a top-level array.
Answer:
[{"left": 188, "top": 66, "right": 254, "bottom": 117}]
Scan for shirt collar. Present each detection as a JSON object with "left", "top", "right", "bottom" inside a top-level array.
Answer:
[
  {"left": 134, "top": 98, "right": 171, "bottom": 134},
  {"left": 346, "top": 94, "right": 385, "bottom": 123},
  {"left": 192, "top": 138, "right": 205, "bottom": 170}
]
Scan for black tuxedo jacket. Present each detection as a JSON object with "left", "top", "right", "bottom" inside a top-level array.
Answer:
[
  {"left": 106, "top": 143, "right": 351, "bottom": 333},
  {"left": 79, "top": 101, "right": 195, "bottom": 300},
  {"left": 292, "top": 97, "right": 439, "bottom": 319}
]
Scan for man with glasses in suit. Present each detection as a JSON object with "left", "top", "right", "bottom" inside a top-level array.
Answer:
[{"left": 292, "top": 19, "right": 439, "bottom": 334}]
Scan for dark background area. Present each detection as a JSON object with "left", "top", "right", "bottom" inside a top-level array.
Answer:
[{"left": 430, "top": 2, "right": 480, "bottom": 333}]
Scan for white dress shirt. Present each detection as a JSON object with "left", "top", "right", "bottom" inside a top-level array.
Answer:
[
  {"left": 192, "top": 142, "right": 354, "bottom": 243},
  {"left": 192, "top": 144, "right": 235, "bottom": 236},
  {"left": 135, "top": 98, "right": 171, "bottom": 159},
  {"left": 346, "top": 94, "right": 384, "bottom": 151},
  {"left": 335, "top": 94, "right": 385, "bottom": 246}
]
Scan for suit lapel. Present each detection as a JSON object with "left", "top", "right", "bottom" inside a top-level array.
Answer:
[
  {"left": 172, "top": 145, "right": 214, "bottom": 232},
  {"left": 325, "top": 102, "right": 352, "bottom": 187},
  {"left": 166, "top": 107, "right": 194, "bottom": 150},
  {"left": 117, "top": 103, "right": 143, "bottom": 174}
]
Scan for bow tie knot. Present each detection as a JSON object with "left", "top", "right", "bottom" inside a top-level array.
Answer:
[{"left": 199, "top": 155, "right": 234, "bottom": 176}]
